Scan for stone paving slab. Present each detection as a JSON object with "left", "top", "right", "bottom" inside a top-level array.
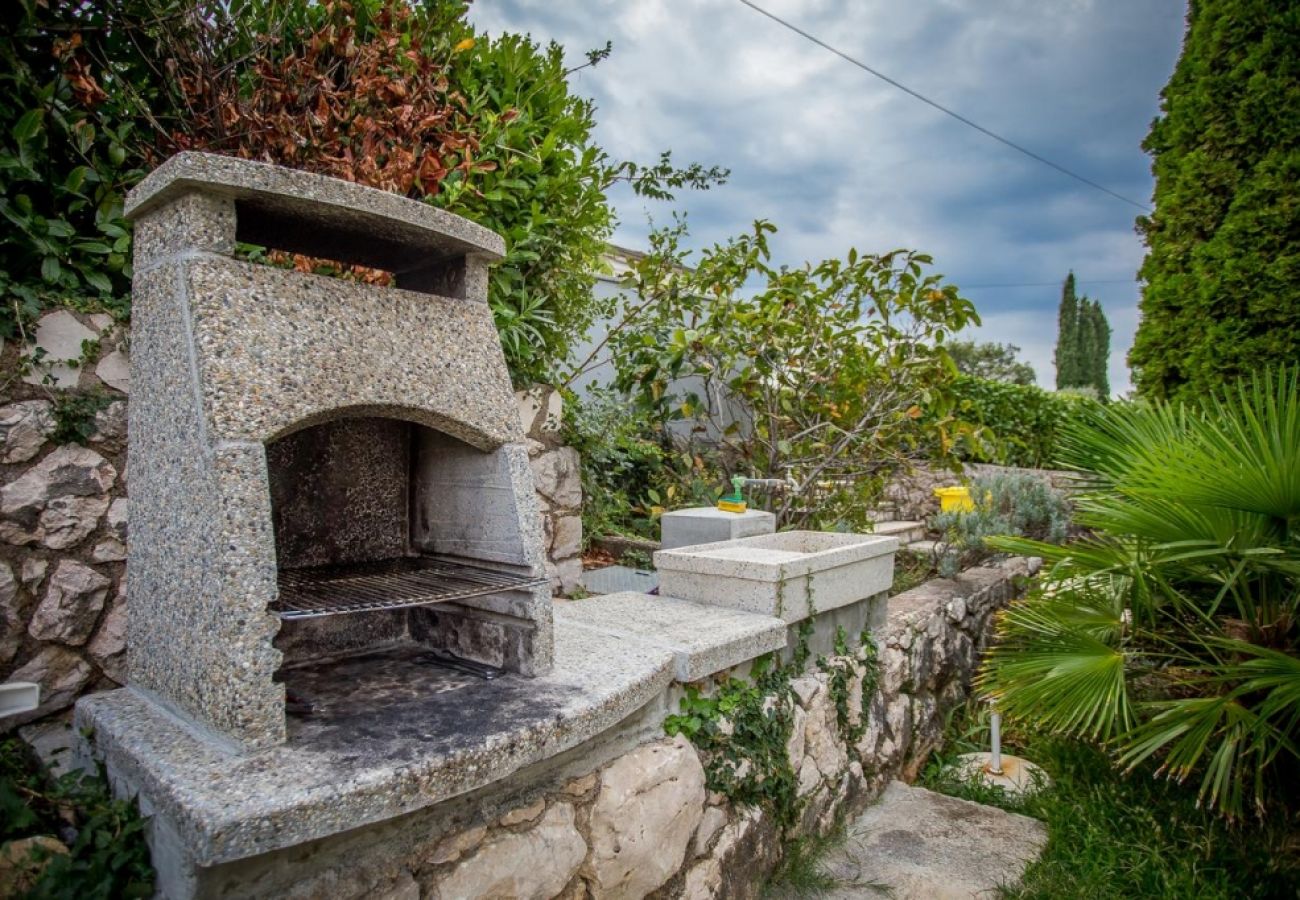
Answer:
[
  {"left": 819, "top": 780, "right": 1047, "bottom": 899},
  {"left": 554, "top": 591, "right": 786, "bottom": 681}
]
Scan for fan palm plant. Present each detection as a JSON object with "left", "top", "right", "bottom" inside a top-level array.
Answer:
[{"left": 979, "top": 366, "right": 1300, "bottom": 818}]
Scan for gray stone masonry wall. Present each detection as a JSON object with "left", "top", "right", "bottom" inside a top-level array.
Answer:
[
  {"left": 171, "top": 556, "right": 1037, "bottom": 899},
  {"left": 518, "top": 386, "right": 584, "bottom": 594},
  {"left": 883, "top": 461, "right": 1082, "bottom": 522}
]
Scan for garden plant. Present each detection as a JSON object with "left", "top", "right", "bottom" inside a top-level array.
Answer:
[{"left": 980, "top": 366, "right": 1300, "bottom": 819}]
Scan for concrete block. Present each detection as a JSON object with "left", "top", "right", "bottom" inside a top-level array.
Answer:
[
  {"left": 655, "top": 530, "right": 898, "bottom": 623},
  {"left": 660, "top": 506, "right": 776, "bottom": 551},
  {"left": 555, "top": 591, "right": 786, "bottom": 681}
]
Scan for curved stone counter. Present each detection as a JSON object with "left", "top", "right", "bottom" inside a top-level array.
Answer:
[{"left": 76, "top": 620, "right": 678, "bottom": 867}]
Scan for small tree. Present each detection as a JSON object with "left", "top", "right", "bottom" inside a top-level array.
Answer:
[
  {"left": 947, "top": 340, "right": 1036, "bottom": 385},
  {"left": 601, "top": 220, "right": 980, "bottom": 530}
]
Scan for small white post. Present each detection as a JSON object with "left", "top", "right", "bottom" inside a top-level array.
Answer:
[{"left": 989, "top": 707, "right": 1004, "bottom": 775}]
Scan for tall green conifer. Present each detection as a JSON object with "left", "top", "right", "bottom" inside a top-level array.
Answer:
[
  {"left": 1130, "top": 0, "right": 1300, "bottom": 400},
  {"left": 1054, "top": 272, "right": 1080, "bottom": 389}
]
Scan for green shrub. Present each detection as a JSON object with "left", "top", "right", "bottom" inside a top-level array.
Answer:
[
  {"left": 1, "top": 738, "right": 153, "bottom": 898},
  {"left": 562, "top": 387, "right": 713, "bottom": 542},
  {"left": 0, "top": 0, "right": 723, "bottom": 383},
  {"left": 931, "top": 472, "right": 1070, "bottom": 576},
  {"left": 949, "top": 375, "right": 1102, "bottom": 468}
]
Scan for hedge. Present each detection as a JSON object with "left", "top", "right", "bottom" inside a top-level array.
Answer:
[{"left": 950, "top": 375, "right": 1101, "bottom": 469}]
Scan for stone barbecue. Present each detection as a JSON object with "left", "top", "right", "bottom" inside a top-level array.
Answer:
[{"left": 118, "top": 152, "right": 552, "bottom": 750}]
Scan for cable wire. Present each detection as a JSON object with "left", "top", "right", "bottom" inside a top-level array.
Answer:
[{"left": 736, "top": 0, "right": 1153, "bottom": 212}]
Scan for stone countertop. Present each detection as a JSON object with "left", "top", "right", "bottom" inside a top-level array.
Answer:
[
  {"left": 554, "top": 592, "right": 787, "bottom": 682},
  {"left": 76, "top": 621, "right": 675, "bottom": 867}
]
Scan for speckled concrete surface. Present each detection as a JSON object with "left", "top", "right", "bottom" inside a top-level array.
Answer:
[
  {"left": 655, "top": 532, "right": 900, "bottom": 623},
  {"left": 126, "top": 259, "right": 286, "bottom": 749},
  {"left": 185, "top": 256, "right": 522, "bottom": 448},
  {"left": 125, "top": 152, "right": 505, "bottom": 278},
  {"left": 76, "top": 620, "right": 674, "bottom": 866},
  {"left": 119, "top": 155, "right": 549, "bottom": 750},
  {"left": 554, "top": 592, "right": 787, "bottom": 681}
]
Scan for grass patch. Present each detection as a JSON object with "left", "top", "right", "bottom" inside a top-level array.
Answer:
[{"left": 920, "top": 702, "right": 1300, "bottom": 899}]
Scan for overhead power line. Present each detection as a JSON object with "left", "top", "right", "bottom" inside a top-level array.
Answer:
[
  {"left": 961, "top": 279, "right": 1135, "bottom": 289},
  {"left": 735, "top": 0, "right": 1154, "bottom": 213}
]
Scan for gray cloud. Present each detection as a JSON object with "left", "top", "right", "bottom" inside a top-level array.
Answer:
[{"left": 468, "top": 0, "right": 1186, "bottom": 394}]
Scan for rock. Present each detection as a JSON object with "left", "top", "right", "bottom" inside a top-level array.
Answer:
[
  {"left": 791, "top": 674, "right": 824, "bottom": 711},
  {"left": 92, "top": 537, "right": 126, "bottom": 562},
  {"left": 21, "top": 310, "right": 98, "bottom": 389},
  {"left": 370, "top": 871, "right": 419, "bottom": 900},
  {"left": 87, "top": 588, "right": 127, "bottom": 682},
  {"left": 803, "top": 677, "right": 848, "bottom": 781},
  {"left": 95, "top": 350, "right": 130, "bottom": 394},
  {"left": 498, "top": 797, "right": 545, "bottom": 827},
  {"left": 680, "top": 857, "right": 722, "bottom": 900},
  {"left": 797, "top": 755, "right": 822, "bottom": 797},
  {"left": 785, "top": 703, "right": 806, "bottom": 766},
  {"left": 550, "top": 514, "right": 582, "bottom": 561},
  {"left": 28, "top": 560, "right": 110, "bottom": 645},
  {"left": 431, "top": 803, "right": 585, "bottom": 900},
  {"left": 0, "top": 835, "right": 69, "bottom": 899},
  {"left": 105, "top": 497, "right": 127, "bottom": 539},
  {"left": 946, "top": 595, "right": 968, "bottom": 624},
  {"left": 692, "top": 805, "right": 728, "bottom": 857},
  {"left": 20, "top": 558, "right": 47, "bottom": 591},
  {"left": 92, "top": 497, "right": 129, "bottom": 558},
  {"left": 425, "top": 825, "right": 487, "bottom": 866},
  {"left": 39, "top": 495, "right": 110, "bottom": 550},
  {"left": 1, "top": 445, "right": 117, "bottom": 522},
  {"left": 516, "top": 386, "right": 562, "bottom": 437},
  {"left": 0, "top": 401, "right": 55, "bottom": 464},
  {"left": 0, "top": 563, "right": 19, "bottom": 666},
  {"left": 560, "top": 772, "right": 598, "bottom": 797},
  {"left": 8, "top": 647, "right": 94, "bottom": 718},
  {"left": 91, "top": 399, "right": 127, "bottom": 442},
  {"left": 547, "top": 556, "right": 583, "bottom": 595},
  {"left": 582, "top": 735, "right": 706, "bottom": 898},
  {"left": 530, "top": 447, "right": 581, "bottom": 509},
  {"left": 819, "top": 781, "right": 1046, "bottom": 899},
  {"left": 524, "top": 437, "right": 546, "bottom": 459}
]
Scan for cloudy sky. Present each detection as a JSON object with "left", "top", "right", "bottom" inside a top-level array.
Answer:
[{"left": 468, "top": 1, "right": 1188, "bottom": 395}]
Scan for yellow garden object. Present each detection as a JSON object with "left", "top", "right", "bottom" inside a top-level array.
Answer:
[{"left": 934, "top": 485, "right": 975, "bottom": 513}]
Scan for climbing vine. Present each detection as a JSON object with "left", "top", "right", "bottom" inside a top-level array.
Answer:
[
  {"left": 665, "top": 653, "right": 802, "bottom": 828},
  {"left": 817, "top": 627, "right": 880, "bottom": 748},
  {"left": 665, "top": 616, "right": 881, "bottom": 829}
]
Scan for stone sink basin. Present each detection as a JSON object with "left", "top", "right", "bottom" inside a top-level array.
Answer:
[{"left": 654, "top": 530, "right": 899, "bottom": 623}]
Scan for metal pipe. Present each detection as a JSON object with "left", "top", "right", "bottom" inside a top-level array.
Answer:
[{"left": 989, "top": 709, "right": 1004, "bottom": 775}]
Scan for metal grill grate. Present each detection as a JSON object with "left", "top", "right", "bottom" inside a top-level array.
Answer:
[{"left": 273, "top": 555, "right": 548, "bottom": 621}]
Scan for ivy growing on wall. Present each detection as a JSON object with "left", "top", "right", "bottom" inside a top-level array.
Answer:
[{"left": 665, "top": 620, "right": 881, "bottom": 830}]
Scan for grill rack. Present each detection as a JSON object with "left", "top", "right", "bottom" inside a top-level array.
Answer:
[{"left": 273, "top": 555, "right": 548, "bottom": 621}]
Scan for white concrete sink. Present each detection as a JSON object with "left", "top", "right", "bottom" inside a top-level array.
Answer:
[{"left": 654, "top": 530, "right": 898, "bottom": 623}]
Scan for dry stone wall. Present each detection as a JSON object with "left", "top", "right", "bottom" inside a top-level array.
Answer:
[
  {"left": 884, "top": 461, "right": 1080, "bottom": 521},
  {"left": 208, "top": 556, "right": 1037, "bottom": 900},
  {"left": 518, "top": 385, "right": 584, "bottom": 594},
  {"left": 1, "top": 310, "right": 129, "bottom": 728},
  {"left": 0, "top": 314, "right": 584, "bottom": 729}
]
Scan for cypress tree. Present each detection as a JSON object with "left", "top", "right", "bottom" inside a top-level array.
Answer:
[
  {"left": 1081, "top": 299, "right": 1112, "bottom": 398},
  {"left": 1130, "top": 0, "right": 1300, "bottom": 401},
  {"left": 1054, "top": 272, "right": 1080, "bottom": 389}
]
